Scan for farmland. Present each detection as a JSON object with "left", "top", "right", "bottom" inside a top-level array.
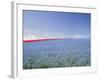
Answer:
[{"left": 23, "top": 38, "right": 91, "bottom": 69}]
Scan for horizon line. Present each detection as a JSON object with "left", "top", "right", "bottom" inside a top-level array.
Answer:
[{"left": 23, "top": 37, "right": 90, "bottom": 43}]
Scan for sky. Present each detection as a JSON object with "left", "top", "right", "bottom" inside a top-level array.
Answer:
[{"left": 23, "top": 10, "right": 91, "bottom": 40}]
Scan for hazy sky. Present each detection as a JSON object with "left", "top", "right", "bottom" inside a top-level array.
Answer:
[{"left": 23, "top": 10, "right": 91, "bottom": 40}]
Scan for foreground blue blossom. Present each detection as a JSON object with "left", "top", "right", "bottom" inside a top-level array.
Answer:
[{"left": 23, "top": 38, "right": 90, "bottom": 69}]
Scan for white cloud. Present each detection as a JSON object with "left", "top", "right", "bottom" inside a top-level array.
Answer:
[
  {"left": 72, "top": 34, "right": 83, "bottom": 38},
  {"left": 24, "top": 34, "right": 86, "bottom": 40}
]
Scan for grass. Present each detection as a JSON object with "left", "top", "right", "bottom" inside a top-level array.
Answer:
[{"left": 23, "top": 53, "right": 90, "bottom": 69}]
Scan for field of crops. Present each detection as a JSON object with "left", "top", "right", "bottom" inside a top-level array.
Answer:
[{"left": 23, "top": 39, "right": 91, "bottom": 69}]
